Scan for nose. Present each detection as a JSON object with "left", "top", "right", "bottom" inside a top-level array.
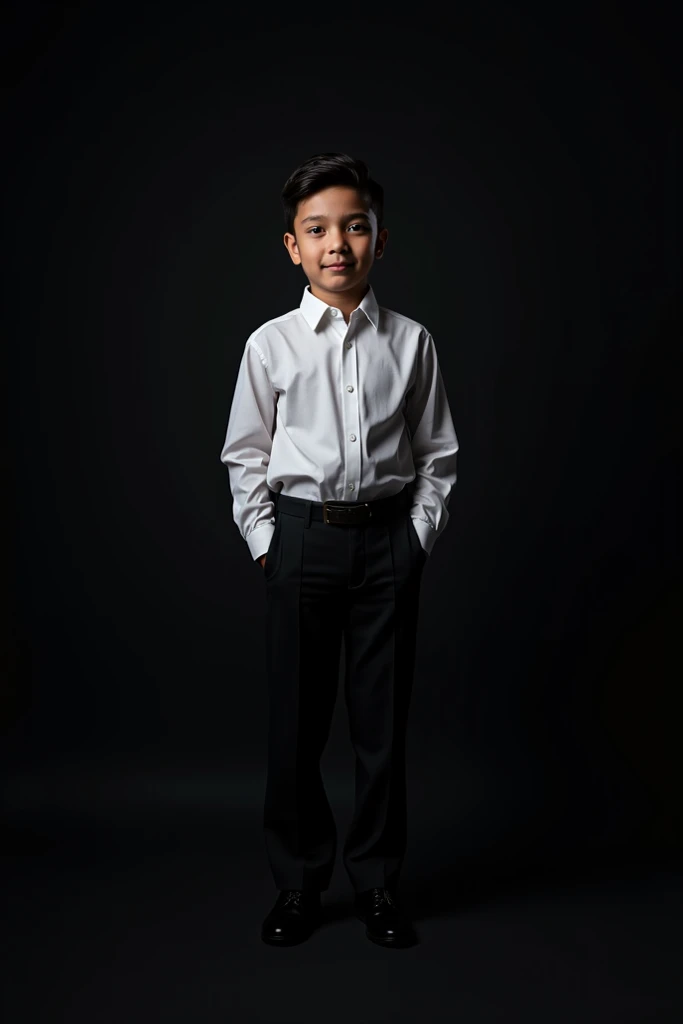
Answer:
[{"left": 328, "top": 229, "right": 349, "bottom": 253}]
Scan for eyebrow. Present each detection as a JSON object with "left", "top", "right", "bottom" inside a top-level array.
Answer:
[{"left": 300, "top": 211, "right": 372, "bottom": 224}]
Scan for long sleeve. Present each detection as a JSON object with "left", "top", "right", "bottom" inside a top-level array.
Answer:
[
  {"left": 404, "top": 331, "right": 459, "bottom": 556},
  {"left": 219, "top": 339, "right": 278, "bottom": 561}
]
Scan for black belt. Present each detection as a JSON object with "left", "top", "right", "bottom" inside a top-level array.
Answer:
[{"left": 269, "top": 485, "right": 413, "bottom": 526}]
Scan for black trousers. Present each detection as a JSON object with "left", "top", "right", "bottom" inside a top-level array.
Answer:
[{"left": 262, "top": 483, "right": 426, "bottom": 895}]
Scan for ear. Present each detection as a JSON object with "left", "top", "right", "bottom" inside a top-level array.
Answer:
[
  {"left": 283, "top": 232, "right": 301, "bottom": 265},
  {"left": 375, "top": 226, "right": 389, "bottom": 260}
]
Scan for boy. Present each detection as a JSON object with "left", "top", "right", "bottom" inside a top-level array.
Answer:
[{"left": 219, "top": 153, "right": 459, "bottom": 948}]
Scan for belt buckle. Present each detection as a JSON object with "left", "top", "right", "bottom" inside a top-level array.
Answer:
[{"left": 323, "top": 501, "right": 372, "bottom": 525}]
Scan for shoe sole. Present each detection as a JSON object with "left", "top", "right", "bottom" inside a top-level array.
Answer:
[
  {"left": 261, "top": 912, "right": 322, "bottom": 946},
  {"left": 355, "top": 910, "right": 418, "bottom": 948},
  {"left": 261, "top": 930, "right": 315, "bottom": 946}
]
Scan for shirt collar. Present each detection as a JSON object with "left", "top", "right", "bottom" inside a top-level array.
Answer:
[{"left": 299, "top": 283, "right": 380, "bottom": 332}]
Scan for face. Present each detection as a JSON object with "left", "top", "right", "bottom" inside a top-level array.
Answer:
[{"left": 284, "top": 186, "right": 388, "bottom": 303}]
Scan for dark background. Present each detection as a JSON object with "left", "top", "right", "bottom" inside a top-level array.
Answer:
[{"left": 2, "top": 2, "right": 680, "bottom": 1022}]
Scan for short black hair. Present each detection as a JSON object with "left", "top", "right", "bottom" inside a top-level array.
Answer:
[{"left": 282, "top": 152, "right": 384, "bottom": 235}]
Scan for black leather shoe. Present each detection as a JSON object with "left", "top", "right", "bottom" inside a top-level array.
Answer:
[
  {"left": 261, "top": 889, "right": 322, "bottom": 946},
  {"left": 354, "top": 888, "right": 418, "bottom": 948}
]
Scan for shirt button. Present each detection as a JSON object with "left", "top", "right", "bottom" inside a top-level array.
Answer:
[
  {"left": 346, "top": 385, "right": 354, "bottom": 392},
  {"left": 349, "top": 434, "right": 356, "bottom": 441},
  {"left": 330, "top": 308, "right": 338, "bottom": 316},
  {"left": 348, "top": 483, "right": 355, "bottom": 491}
]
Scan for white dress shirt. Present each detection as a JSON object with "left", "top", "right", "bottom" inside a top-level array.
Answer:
[{"left": 219, "top": 284, "right": 459, "bottom": 562}]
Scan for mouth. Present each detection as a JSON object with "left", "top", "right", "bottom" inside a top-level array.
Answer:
[{"left": 323, "top": 263, "right": 354, "bottom": 271}]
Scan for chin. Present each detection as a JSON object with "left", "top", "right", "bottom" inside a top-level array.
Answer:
[{"left": 322, "top": 268, "right": 359, "bottom": 278}]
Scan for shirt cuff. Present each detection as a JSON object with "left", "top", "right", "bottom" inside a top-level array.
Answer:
[
  {"left": 410, "top": 517, "right": 434, "bottom": 556},
  {"left": 247, "top": 522, "right": 275, "bottom": 561}
]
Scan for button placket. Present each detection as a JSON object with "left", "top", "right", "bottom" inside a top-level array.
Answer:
[{"left": 343, "top": 325, "right": 361, "bottom": 497}]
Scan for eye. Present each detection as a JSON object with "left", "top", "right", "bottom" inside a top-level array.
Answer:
[{"left": 306, "top": 223, "right": 368, "bottom": 234}]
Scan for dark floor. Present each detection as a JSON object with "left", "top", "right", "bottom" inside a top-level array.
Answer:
[{"left": 1, "top": 807, "right": 681, "bottom": 1024}]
